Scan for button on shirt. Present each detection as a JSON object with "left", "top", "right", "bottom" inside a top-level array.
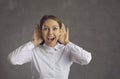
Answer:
[{"left": 8, "top": 42, "right": 92, "bottom": 79}]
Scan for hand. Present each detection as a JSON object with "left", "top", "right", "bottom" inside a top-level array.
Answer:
[
  {"left": 59, "top": 23, "right": 69, "bottom": 45},
  {"left": 32, "top": 24, "right": 43, "bottom": 46}
]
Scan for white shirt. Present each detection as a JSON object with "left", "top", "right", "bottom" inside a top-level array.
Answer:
[{"left": 8, "top": 41, "right": 92, "bottom": 79}]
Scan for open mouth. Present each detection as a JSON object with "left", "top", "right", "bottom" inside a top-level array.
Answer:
[{"left": 48, "top": 37, "right": 55, "bottom": 42}]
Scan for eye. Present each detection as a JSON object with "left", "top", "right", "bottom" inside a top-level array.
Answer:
[
  {"left": 42, "top": 27, "right": 49, "bottom": 31},
  {"left": 53, "top": 27, "right": 58, "bottom": 31}
]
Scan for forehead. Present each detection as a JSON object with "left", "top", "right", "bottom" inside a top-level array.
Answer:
[{"left": 43, "top": 19, "right": 59, "bottom": 27}]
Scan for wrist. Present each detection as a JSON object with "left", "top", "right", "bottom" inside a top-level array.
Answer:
[
  {"left": 32, "top": 37, "right": 43, "bottom": 46},
  {"left": 64, "top": 40, "right": 69, "bottom": 45},
  {"left": 32, "top": 40, "right": 37, "bottom": 46},
  {"left": 32, "top": 40, "right": 40, "bottom": 46}
]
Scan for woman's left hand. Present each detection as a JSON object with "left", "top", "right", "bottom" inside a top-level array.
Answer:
[{"left": 59, "top": 23, "right": 69, "bottom": 45}]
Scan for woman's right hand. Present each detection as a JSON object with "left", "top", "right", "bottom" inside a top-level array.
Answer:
[{"left": 32, "top": 24, "right": 43, "bottom": 46}]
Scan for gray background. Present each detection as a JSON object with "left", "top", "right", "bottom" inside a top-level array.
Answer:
[{"left": 0, "top": 0, "right": 120, "bottom": 79}]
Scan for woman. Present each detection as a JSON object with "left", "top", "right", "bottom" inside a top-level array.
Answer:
[{"left": 8, "top": 15, "right": 92, "bottom": 79}]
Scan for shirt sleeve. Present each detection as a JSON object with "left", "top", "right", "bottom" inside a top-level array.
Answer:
[
  {"left": 8, "top": 41, "right": 35, "bottom": 65},
  {"left": 66, "top": 42, "right": 92, "bottom": 65}
]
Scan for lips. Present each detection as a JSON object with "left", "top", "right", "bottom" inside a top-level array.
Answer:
[{"left": 47, "top": 36, "right": 55, "bottom": 41}]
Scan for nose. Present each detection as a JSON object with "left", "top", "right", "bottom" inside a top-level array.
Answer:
[{"left": 48, "top": 29, "right": 53, "bottom": 35}]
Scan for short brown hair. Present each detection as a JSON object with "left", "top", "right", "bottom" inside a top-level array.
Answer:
[{"left": 40, "top": 15, "right": 62, "bottom": 29}]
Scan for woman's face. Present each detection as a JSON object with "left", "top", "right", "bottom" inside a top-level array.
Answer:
[{"left": 42, "top": 19, "right": 61, "bottom": 47}]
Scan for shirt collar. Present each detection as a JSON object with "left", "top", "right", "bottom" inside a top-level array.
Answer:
[{"left": 43, "top": 42, "right": 61, "bottom": 50}]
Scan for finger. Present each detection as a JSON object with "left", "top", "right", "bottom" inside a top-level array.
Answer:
[
  {"left": 35, "top": 24, "right": 39, "bottom": 33},
  {"left": 66, "top": 27, "right": 69, "bottom": 40},
  {"left": 34, "top": 24, "right": 40, "bottom": 38},
  {"left": 61, "top": 23, "right": 66, "bottom": 33},
  {"left": 34, "top": 24, "right": 37, "bottom": 34},
  {"left": 38, "top": 27, "right": 42, "bottom": 38}
]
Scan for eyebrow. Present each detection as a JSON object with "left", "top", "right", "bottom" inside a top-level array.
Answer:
[{"left": 43, "top": 25, "right": 59, "bottom": 28}]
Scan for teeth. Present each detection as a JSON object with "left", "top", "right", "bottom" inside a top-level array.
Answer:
[
  {"left": 51, "top": 38, "right": 54, "bottom": 40},
  {"left": 48, "top": 37, "right": 55, "bottom": 41}
]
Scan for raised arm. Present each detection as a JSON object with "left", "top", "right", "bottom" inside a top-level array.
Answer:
[
  {"left": 59, "top": 23, "right": 92, "bottom": 65},
  {"left": 8, "top": 42, "right": 34, "bottom": 65},
  {"left": 66, "top": 42, "right": 92, "bottom": 65},
  {"left": 8, "top": 24, "right": 43, "bottom": 65}
]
